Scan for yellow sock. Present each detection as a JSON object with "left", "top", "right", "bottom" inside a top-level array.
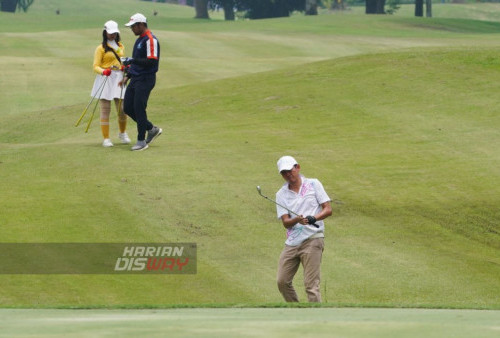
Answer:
[
  {"left": 100, "top": 118, "right": 110, "bottom": 139},
  {"left": 100, "top": 100, "right": 111, "bottom": 139}
]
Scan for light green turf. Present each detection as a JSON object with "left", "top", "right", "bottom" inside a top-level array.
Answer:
[
  {"left": 0, "top": 0, "right": 498, "bottom": 309},
  {"left": 0, "top": 308, "right": 499, "bottom": 338}
]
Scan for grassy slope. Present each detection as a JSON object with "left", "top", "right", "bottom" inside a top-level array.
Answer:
[{"left": 0, "top": 0, "right": 498, "bottom": 308}]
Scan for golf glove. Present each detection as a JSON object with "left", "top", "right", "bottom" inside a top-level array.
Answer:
[
  {"left": 121, "top": 57, "right": 134, "bottom": 66},
  {"left": 306, "top": 216, "right": 317, "bottom": 225},
  {"left": 102, "top": 69, "right": 111, "bottom": 76}
]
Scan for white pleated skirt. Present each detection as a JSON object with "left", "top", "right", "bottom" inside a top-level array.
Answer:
[{"left": 90, "top": 70, "right": 126, "bottom": 100}]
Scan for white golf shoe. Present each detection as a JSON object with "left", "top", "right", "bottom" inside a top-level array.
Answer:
[
  {"left": 119, "top": 132, "right": 131, "bottom": 144},
  {"left": 102, "top": 139, "right": 113, "bottom": 147}
]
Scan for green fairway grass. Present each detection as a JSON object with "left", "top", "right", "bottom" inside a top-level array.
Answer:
[
  {"left": 0, "top": 0, "right": 498, "bottom": 311},
  {"left": 0, "top": 308, "right": 499, "bottom": 338}
]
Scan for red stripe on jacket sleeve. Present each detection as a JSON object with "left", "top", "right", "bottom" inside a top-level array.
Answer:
[{"left": 146, "top": 31, "right": 158, "bottom": 60}]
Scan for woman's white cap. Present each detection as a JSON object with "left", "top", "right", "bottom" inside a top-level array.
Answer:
[{"left": 104, "top": 20, "right": 120, "bottom": 34}]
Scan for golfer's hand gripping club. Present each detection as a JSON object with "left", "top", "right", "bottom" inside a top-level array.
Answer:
[
  {"left": 256, "top": 186, "right": 319, "bottom": 228},
  {"left": 121, "top": 57, "right": 134, "bottom": 66},
  {"left": 306, "top": 215, "right": 317, "bottom": 225}
]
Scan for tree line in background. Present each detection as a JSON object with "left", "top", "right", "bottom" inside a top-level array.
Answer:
[
  {"left": 188, "top": 0, "right": 434, "bottom": 19},
  {"left": 0, "top": 0, "right": 470, "bottom": 19}
]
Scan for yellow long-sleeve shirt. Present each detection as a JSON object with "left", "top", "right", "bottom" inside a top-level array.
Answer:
[{"left": 93, "top": 42, "right": 125, "bottom": 75}]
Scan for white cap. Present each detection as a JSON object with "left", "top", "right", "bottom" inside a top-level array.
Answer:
[
  {"left": 104, "top": 20, "right": 120, "bottom": 34},
  {"left": 125, "top": 13, "right": 147, "bottom": 27},
  {"left": 277, "top": 156, "right": 298, "bottom": 173}
]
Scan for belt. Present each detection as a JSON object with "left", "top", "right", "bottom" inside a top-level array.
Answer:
[{"left": 310, "top": 232, "right": 325, "bottom": 239}]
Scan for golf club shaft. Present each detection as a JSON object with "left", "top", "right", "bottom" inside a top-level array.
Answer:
[
  {"left": 75, "top": 75, "right": 108, "bottom": 127},
  {"left": 85, "top": 95, "right": 100, "bottom": 133},
  {"left": 75, "top": 99, "right": 94, "bottom": 127},
  {"left": 257, "top": 186, "right": 319, "bottom": 228},
  {"left": 85, "top": 76, "right": 108, "bottom": 133},
  {"left": 261, "top": 194, "right": 300, "bottom": 217},
  {"left": 117, "top": 73, "right": 124, "bottom": 116},
  {"left": 117, "top": 98, "right": 123, "bottom": 116}
]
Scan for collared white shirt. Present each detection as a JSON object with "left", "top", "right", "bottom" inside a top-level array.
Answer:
[{"left": 276, "top": 176, "right": 331, "bottom": 246}]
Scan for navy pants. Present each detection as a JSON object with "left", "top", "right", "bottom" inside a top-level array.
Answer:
[{"left": 124, "top": 74, "right": 156, "bottom": 141}]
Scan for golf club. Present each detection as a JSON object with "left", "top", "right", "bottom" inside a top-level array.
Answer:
[
  {"left": 117, "top": 66, "right": 126, "bottom": 117},
  {"left": 256, "top": 185, "right": 319, "bottom": 228},
  {"left": 74, "top": 75, "right": 108, "bottom": 127},
  {"left": 117, "top": 86, "right": 124, "bottom": 117},
  {"left": 85, "top": 75, "right": 109, "bottom": 133}
]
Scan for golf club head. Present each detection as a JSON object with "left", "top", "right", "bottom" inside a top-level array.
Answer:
[{"left": 256, "top": 186, "right": 262, "bottom": 195}]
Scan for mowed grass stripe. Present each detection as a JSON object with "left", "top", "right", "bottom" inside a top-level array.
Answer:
[
  {"left": 4, "top": 23, "right": 493, "bottom": 116},
  {"left": 0, "top": 308, "right": 498, "bottom": 338}
]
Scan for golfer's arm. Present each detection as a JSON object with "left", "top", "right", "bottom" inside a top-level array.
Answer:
[
  {"left": 314, "top": 202, "right": 332, "bottom": 221},
  {"left": 131, "top": 58, "right": 158, "bottom": 68},
  {"left": 93, "top": 47, "right": 105, "bottom": 74},
  {"left": 280, "top": 214, "right": 302, "bottom": 229}
]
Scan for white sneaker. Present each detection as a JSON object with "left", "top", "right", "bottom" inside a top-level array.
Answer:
[
  {"left": 102, "top": 138, "right": 113, "bottom": 147},
  {"left": 119, "top": 132, "right": 131, "bottom": 144}
]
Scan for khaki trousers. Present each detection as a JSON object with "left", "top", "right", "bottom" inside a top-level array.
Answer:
[{"left": 277, "top": 237, "right": 324, "bottom": 303}]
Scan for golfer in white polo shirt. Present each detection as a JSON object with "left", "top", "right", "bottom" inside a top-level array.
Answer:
[{"left": 275, "top": 155, "right": 332, "bottom": 302}]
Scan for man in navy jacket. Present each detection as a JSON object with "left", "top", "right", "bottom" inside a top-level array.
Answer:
[{"left": 121, "top": 13, "right": 162, "bottom": 151}]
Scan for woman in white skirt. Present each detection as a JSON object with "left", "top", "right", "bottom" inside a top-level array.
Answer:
[{"left": 91, "top": 20, "right": 130, "bottom": 147}]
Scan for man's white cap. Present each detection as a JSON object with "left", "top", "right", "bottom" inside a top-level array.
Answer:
[
  {"left": 277, "top": 156, "right": 298, "bottom": 173},
  {"left": 104, "top": 20, "right": 120, "bottom": 34},
  {"left": 125, "top": 13, "right": 147, "bottom": 27}
]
